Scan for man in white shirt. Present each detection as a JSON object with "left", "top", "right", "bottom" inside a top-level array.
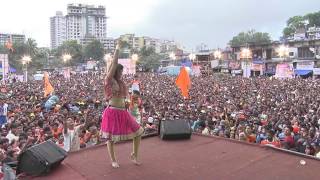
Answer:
[
  {"left": 2, "top": 103, "right": 8, "bottom": 117},
  {"left": 5, "top": 124, "right": 19, "bottom": 144},
  {"left": 63, "top": 118, "right": 85, "bottom": 152}
]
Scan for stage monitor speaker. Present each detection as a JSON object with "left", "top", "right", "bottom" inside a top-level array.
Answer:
[
  {"left": 160, "top": 120, "right": 192, "bottom": 140},
  {"left": 17, "top": 140, "right": 67, "bottom": 176}
]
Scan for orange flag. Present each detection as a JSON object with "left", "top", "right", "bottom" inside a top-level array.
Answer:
[
  {"left": 5, "top": 40, "right": 13, "bottom": 52},
  {"left": 44, "top": 72, "right": 54, "bottom": 97},
  {"left": 175, "top": 67, "right": 191, "bottom": 98}
]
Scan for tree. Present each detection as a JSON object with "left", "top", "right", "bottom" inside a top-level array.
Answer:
[
  {"left": 8, "top": 41, "right": 29, "bottom": 70},
  {"left": 118, "top": 40, "right": 132, "bottom": 59},
  {"left": 229, "top": 30, "right": 271, "bottom": 47},
  {"left": 30, "top": 47, "right": 50, "bottom": 70},
  {"left": 26, "top": 38, "right": 38, "bottom": 56},
  {"left": 283, "top": 16, "right": 306, "bottom": 37},
  {"left": 282, "top": 11, "right": 320, "bottom": 37},
  {"left": 137, "top": 46, "right": 162, "bottom": 71},
  {"left": 56, "top": 40, "right": 83, "bottom": 65},
  {"left": 83, "top": 39, "right": 104, "bottom": 62},
  {"left": 305, "top": 11, "right": 320, "bottom": 27}
]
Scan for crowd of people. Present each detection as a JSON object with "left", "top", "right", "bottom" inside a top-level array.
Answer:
[
  {"left": 140, "top": 73, "right": 320, "bottom": 158},
  {"left": 0, "top": 71, "right": 319, "bottom": 171}
]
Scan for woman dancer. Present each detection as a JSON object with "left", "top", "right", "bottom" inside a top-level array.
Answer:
[{"left": 101, "top": 42, "right": 144, "bottom": 168}]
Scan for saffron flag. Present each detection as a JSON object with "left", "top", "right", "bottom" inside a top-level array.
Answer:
[
  {"left": 5, "top": 40, "right": 13, "bottom": 52},
  {"left": 175, "top": 67, "right": 191, "bottom": 98},
  {"left": 44, "top": 72, "right": 54, "bottom": 97}
]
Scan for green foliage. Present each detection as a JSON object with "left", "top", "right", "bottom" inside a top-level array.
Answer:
[
  {"left": 137, "top": 46, "right": 162, "bottom": 71},
  {"left": 31, "top": 47, "right": 50, "bottom": 71},
  {"left": 25, "top": 38, "right": 38, "bottom": 56},
  {"left": 283, "top": 11, "right": 320, "bottom": 37},
  {"left": 118, "top": 40, "right": 132, "bottom": 59},
  {"left": 305, "top": 11, "right": 320, "bottom": 27},
  {"left": 229, "top": 30, "right": 271, "bottom": 47},
  {"left": 83, "top": 39, "right": 105, "bottom": 62},
  {"left": 55, "top": 40, "right": 83, "bottom": 65}
]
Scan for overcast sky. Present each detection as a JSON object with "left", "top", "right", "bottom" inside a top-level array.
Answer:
[{"left": 0, "top": 0, "right": 319, "bottom": 49}]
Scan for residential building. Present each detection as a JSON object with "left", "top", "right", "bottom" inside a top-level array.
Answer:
[
  {"left": 228, "top": 39, "right": 320, "bottom": 77},
  {"left": 118, "top": 34, "right": 181, "bottom": 54},
  {"left": 144, "top": 37, "right": 161, "bottom": 53},
  {"left": 50, "top": 4, "right": 108, "bottom": 49},
  {"left": 0, "top": 33, "right": 25, "bottom": 46},
  {"left": 119, "top": 34, "right": 134, "bottom": 46},
  {"left": 160, "top": 40, "right": 178, "bottom": 53},
  {"left": 104, "top": 37, "right": 115, "bottom": 52},
  {"left": 307, "top": 26, "right": 320, "bottom": 40},
  {"left": 133, "top": 37, "right": 145, "bottom": 50},
  {"left": 66, "top": 4, "right": 107, "bottom": 41},
  {"left": 50, "top": 11, "right": 67, "bottom": 49}
]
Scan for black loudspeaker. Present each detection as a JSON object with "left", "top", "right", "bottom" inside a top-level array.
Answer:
[
  {"left": 17, "top": 140, "right": 67, "bottom": 176},
  {"left": 160, "top": 120, "right": 192, "bottom": 140}
]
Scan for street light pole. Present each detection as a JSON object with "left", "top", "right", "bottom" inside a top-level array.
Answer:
[
  {"left": 170, "top": 52, "right": 176, "bottom": 66},
  {"left": 22, "top": 56, "right": 32, "bottom": 82},
  {"left": 214, "top": 49, "right": 222, "bottom": 73},
  {"left": 241, "top": 48, "right": 251, "bottom": 78}
]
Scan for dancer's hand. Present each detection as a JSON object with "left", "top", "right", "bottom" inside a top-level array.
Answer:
[{"left": 116, "top": 40, "right": 123, "bottom": 50}]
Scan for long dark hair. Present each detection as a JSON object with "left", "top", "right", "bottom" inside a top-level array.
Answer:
[{"left": 114, "top": 64, "right": 124, "bottom": 80}]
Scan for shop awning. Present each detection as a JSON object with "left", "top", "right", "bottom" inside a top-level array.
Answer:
[{"left": 294, "top": 70, "right": 313, "bottom": 75}]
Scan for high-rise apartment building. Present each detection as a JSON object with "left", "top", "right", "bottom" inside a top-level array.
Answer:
[
  {"left": 50, "top": 4, "right": 108, "bottom": 49},
  {"left": 50, "top": 11, "right": 66, "bottom": 49}
]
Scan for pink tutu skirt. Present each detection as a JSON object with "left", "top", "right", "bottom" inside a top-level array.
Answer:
[{"left": 101, "top": 107, "right": 144, "bottom": 142}]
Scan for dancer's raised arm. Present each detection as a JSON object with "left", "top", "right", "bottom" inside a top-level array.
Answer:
[{"left": 107, "top": 42, "right": 120, "bottom": 79}]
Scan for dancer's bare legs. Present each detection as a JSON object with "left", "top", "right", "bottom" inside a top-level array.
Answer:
[
  {"left": 107, "top": 141, "right": 119, "bottom": 168},
  {"left": 131, "top": 135, "right": 142, "bottom": 165}
]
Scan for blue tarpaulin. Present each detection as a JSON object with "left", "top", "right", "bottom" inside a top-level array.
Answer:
[
  {"left": 161, "top": 66, "right": 192, "bottom": 76},
  {"left": 179, "top": 59, "right": 193, "bottom": 67},
  {"left": 252, "top": 57, "right": 265, "bottom": 64},
  {"left": 295, "top": 70, "right": 312, "bottom": 76},
  {"left": 0, "top": 65, "right": 16, "bottom": 72}
]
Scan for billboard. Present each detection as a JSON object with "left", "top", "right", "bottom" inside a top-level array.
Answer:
[
  {"left": 210, "top": 60, "right": 219, "bottom": 68},
  {"left": 229, "top": 61, "right": 241, "bottom": 70},
  {"left": 296, "top": 61, "right": 314, "bottom": 70},
  {"left": 0, "top": 54, "right": 9, "bottom": 81},
  {"left": 118, "top": 59, "right": 136, "bottom": 74},
  {"left": 86, "top": 61, "right": 97, "bottom": 70},
  {"left": 275, "top": 63, "right": 294, "bottom": 79}
]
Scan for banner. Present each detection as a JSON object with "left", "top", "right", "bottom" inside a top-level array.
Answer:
[
  {"left": 229, "top": 61, "right": 241, "bottom": 70},
  {"left": 265, "top": 63, "right": 277, "bottom": 74},
  {"left": 118, "top": 59, "right": 136, "bottom": 74},
  {"left": 220, "top": 61, "right": 229, "bottom": 69},
  {"left": 0, "top": 54, "right": 9, "bottom": 82},
  {"left": 241, "top": 61, "right": 252, "bottom": 78},
  {"left": 210, "top": 60, "right": 219, "bottom": 68},
  {"left": 251, "top": 64, "right": 263, "bottom": 71},
  {"left": 63, "top": 67, "right": 71, "bottom": 80},
  {"left": 296, "top": 61, "right": 314, "bottom": 70},
  {"left": 192, "top": 65, "right": 201, "bottom": 76},
  {"left": 275, "top": 63, "right": 294, "bottom": 79},
  {"left": 313, "top": 68, "right": 320, "bottom": 75},
  {"left": 16, "top": 75, "right": 24, "bottom": 82},
  {"left": 231, "top": 70, "right": 242, "bottom": 74},
  {"left": 86, "top": 61, "right": 97, "bottom": 70}
]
